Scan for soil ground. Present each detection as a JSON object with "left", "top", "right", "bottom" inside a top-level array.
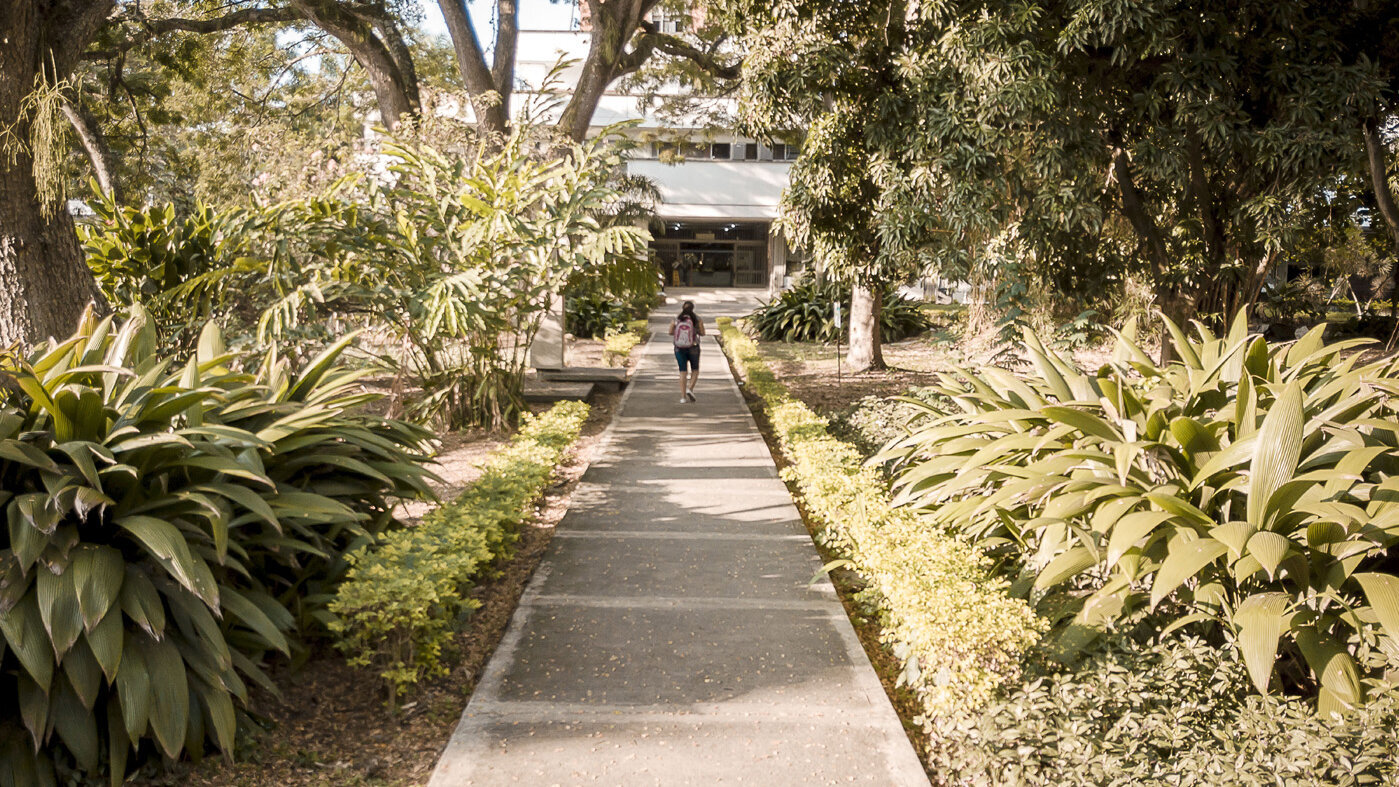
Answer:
[{"left": 139, "top": 336, "right": 638, "bottom": 787}]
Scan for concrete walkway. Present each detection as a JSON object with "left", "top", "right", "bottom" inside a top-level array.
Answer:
[{"left": 429, "top": 296, "right": 928, "bottom": 785}]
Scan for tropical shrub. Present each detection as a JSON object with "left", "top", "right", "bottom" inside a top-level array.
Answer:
[
  {"left": 749, "top": 276, "right": 933, "bottom": 343},
  {"left": 566, "top": 292, "right": 629, "bottom": 339},
  {"left": 330, "top": 401, "right": 588, "bottom": 705},
  {"left": 0, "top": 309, "right": 434, "bottom": 784},
  {"left": 256, "top": 126, "right": 652, "bottom": 429},
  {"left": 79, "top": 187, "right": 255, "bottom": 351},
  {"left": 880, "top": 312, "right": 1399, "bottom": 713},
  {"left": 718, "top": 320, "right": 1042, "bottom": 719},
  {"left": 928, "top": 633, "right": 1399, "bottom": 785}
]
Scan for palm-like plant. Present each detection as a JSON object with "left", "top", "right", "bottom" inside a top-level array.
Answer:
[
  {"left": 0, "top": 309, "right": 433, "bottom": 784},
  {"left": 881, "top": 312, "right": 1399, "bottom": 714},
  {"left": 254, "top": 124, "right": 652, "bottom": 429}
]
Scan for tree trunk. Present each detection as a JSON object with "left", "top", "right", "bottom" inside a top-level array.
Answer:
[
  {"left": 1362, "top": 118, "right": 1399, "bottom": 345},
  {"left": 290, "top": 0, "right": 418, "bottom": 130},
  {"left": 438, "top": 0, "right": 509, "bottom": 138},
  {"left": 1, "top": 2, "right": 112, "bottom": 349},
  {"left": 492, "top": 0, "right": 519, "bottom": 114},
  {"left": 557, "top": 0, "right": 662, "bottom": 142},
  {"left": 846, "top": 285, "right": 885, "bottom": 372}
]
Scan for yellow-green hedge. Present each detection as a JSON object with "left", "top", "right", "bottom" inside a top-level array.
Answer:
[
  {"left": 717, "top": 319, "right": 1043, "bottom": 721},
  {"left": 603, "top": 323, "right": 645, "bottom": 366},
  {"left": 329, "top": 401, "right": 589, "bottom": 704}
]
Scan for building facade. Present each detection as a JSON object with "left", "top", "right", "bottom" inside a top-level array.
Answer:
[{"left": 512, "top": 21, "right": 801, "bottom": 292}]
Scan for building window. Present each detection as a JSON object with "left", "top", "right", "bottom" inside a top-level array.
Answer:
[
  {"left": 770, "top": 142, "right": 800, "bottom": 161},
  {"left": 786, "top": 245, "right": 807, "bottom": 276},
  {"left": 710, "top": 142, "right": 731, "bottom": 159},
  {"left": 652, "top": 8, "right": 689, "bottom": 33},
  {"left": 742, "top": 142, "right": 758, "bottom": 160}
]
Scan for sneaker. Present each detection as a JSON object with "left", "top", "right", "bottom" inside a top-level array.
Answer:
[
  {"left": 679, "top": 397, "right": 689, "bottom": 404},
  {"left": 686, "top": 390, "right": 697, "bottom": 402}
]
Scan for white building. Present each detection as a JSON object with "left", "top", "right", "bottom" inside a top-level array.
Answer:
[{"left": 511, "top": 19, "right": 803, "bottom": 292}]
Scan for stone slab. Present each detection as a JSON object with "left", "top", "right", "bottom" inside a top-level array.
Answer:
[
  {"left": 532, "top": 533, "right": 832, "bottom": 601},
  {"left": 432, "top": 717, "right": 926, "bottom": 786},
  {"left": 489, "top": 605, "right": 874, "bottom": 709},
  {"left": 561, "top": 480, "right": 805, "bottom": 535}
]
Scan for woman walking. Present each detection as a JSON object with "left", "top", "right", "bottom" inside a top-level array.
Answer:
[{"left": 669, "top": 300, "right": 704, "bottom": 403}]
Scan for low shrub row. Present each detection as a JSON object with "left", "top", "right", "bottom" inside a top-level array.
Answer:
[
  {"left": 716, "top": 319, "right": 1043, "bottom": 721},
  {"left": 0, "top": 309, "right": 435, "bottom": 786},
  {"left": 329, "top": 401, "right": 589, "bottom": 705}
]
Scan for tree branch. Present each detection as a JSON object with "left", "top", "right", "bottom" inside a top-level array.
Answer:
[
  {"left": 618, "top": 23, "right": 742, "bottom": 80},
  {"left": 83, "top": 7, "right": 303, "bottom": 60}
]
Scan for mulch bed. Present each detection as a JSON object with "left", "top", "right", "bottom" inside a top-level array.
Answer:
[{"left": 139, "top": 362, "right": 630, "bottom": 786}]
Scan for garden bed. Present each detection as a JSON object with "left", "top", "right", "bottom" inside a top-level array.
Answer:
[
  {"left": 726, "top": 316, "right": 1399, "bottom": 786},
  {"left": 139, "top": 340, "right": 643, "bottom": 787}
]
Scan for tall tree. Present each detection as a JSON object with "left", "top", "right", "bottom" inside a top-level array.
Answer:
[
  {"left": 730, "top": 0, "right": 1397, "bottom": 352},
  {"left": 728, "top": 0, "right": 919, "bottom": 370},
  {"left": 438, "top": 0, "right": 740, "bottom": 141},
  {"left": 1, "top": 1, "right": 114, "bottom": 348}
]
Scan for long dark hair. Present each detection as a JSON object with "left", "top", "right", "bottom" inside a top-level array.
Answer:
[{"left": 678, "top": 300, "right": 697, "bottom": 325}]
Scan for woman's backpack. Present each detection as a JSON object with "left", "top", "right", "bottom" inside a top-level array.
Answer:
[{"left": 673, "top": 317, "right": 697, "bottom": 348}]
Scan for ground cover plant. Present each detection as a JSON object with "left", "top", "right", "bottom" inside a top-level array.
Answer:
[
  {"left": 927, "top": 632, "right": 1399, "bottom": 785},
  {"left": 880, "top": 312, "right": 1399, "bottom": 716},
  {"left": 603, "top": 321, "right": 648, "bottom": 367},
  {"left": 0, "top": 309, "right": 434, "bottom": 785},
  {"left": 330, "top": 401, "right": 590, "bottom": 707}
]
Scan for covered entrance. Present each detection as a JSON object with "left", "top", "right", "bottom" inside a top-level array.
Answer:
[{"left": 653, "top": 221, "right": 769, "bottom": 288}]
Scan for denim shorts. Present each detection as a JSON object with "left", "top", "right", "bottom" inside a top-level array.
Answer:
[{"left": 674, "top": 345, "right": 700, "bottom": 371}]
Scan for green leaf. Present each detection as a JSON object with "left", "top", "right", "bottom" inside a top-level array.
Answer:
[
  {"left": 0, "top": 593, "right": 54, "bottom": 687},
  {"left": 107, "top": 695, "right": 132, "bottom": 787},
  {"left": 119, "top": 567, "right": 166, "bottom": 639},
  {"left": 36, "top": 565, "right": 83, "bottom": 659},
  {"left": 1169, "top": 416, "right": 1219, "bottom": 455},
  {"left": 1106, "top": 510, "right": 1173, "bottom": 567},
  {"left": 1295, "top": 624, "right": 1362, "bottom": 715},
  {"left": 1353, "top": 573, "right": 1399, "bottom": 645},
  {"left": 1233, "top": 592, "right": 1292, "bottom": 694},
  {"left": 1246, "top": 531, "right": 1293, "bottom": 580},
  {"left": 1150, "top": 538, "right": 1228, "bottom": 608},
  {"left": 1161, "top": 314, "right": 1202, "bottom": 368},
  {"left": 71, "top": 544, "right": 124, "bottom": 632},
  {"left": 115, "top": 516, "right": 219, "bottom": 607},
  {"left": 1040, "top": 405, "right": 1122, "bottom": 442},
  {"left": 52, "top": 673, "right": 100, "bottom": 771},
  {"left": 1248, "top": 382, "right": 1303, "bottom": 528},
  {"left": 115, "top": 636, "right": 151, "bottom": 740},
  {"left": 221, "top": 588, "right": 290, "bottom": 655},
  {"left": 141, "top": 634, "right": 190, "bottom": 760},
  {"left": 17, "top": 672, "right": 50, "bottom": 748},
  {"left": 1035, "top": 546, "right": 1097, "bottom": 591},
  {"left": 62, "top": 638, "right": 103, "bottom": 710},
  {"left": 86, "top": 607, "right": 124, "bottom": 682}
]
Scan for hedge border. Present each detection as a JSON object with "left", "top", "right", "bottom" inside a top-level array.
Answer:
[
  {"left": 328, "top": 401, "right": 590, "bottom": 705},
  {"left": 717, "top": 318, "right": 1044, "bottom": 722}
]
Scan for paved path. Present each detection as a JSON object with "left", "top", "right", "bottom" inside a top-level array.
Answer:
[{"left": 430, "top": 296, "right": 928, "bottom": 785}]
